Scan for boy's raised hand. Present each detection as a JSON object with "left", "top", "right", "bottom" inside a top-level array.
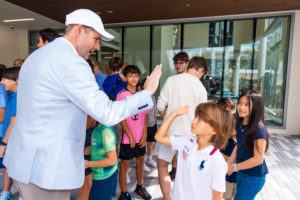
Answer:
[{"left": 172, "top": 105, "right": 189, "bottom": 116}]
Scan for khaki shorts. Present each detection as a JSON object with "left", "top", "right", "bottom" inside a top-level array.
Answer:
[
  {"left": 223, "top": 181, "right": 236, "bottom": 199},
  {"left": 157, "top": 143, "right": 177, "bottom": 162},
  {"left": 13, "top": 179, "right": 70, "bottom": 200}
]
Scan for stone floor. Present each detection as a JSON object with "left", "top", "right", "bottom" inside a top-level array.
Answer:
[{"left": 1, "top": 134, "right": 300, "bottom": 200}]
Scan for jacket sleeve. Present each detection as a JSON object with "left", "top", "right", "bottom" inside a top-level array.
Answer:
[{"left": 62, "top": 60, "right": 153, "bottom": 127}]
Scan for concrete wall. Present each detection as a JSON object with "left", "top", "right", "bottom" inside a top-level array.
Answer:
[
  {"left": 269, "top": 10, "right": 300, "bottom": 135},
  {"left": 184, "top": 23, "right": 209, "bottom": 48},
  {"left": 0, "top": 24, "right": 28, "bottom": 67}
]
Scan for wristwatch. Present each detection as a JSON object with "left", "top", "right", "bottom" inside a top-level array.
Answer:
[{"left": 232, "top": 163, "right": 239, "bottom": 172}]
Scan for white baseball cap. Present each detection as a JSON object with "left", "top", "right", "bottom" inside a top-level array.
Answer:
[{"left": 65, "top": 9, "right": 114, "bottom": 41}]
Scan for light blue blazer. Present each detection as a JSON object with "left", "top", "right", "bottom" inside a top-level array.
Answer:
[{"left": 3, "top": 37, "right": 153, "bottom": 190}]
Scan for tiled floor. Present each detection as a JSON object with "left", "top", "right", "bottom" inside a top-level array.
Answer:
[{"left": 1, "top": 134, "right": 300, "bottom": 200}]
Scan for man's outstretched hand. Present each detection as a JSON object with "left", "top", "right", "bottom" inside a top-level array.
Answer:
[{"left": 144, "top": 64, "right": 162, "bottom": 95}]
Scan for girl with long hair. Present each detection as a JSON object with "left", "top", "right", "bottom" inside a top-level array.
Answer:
[{"left": 228, "top": 90, "right": 269, "bottom": 200}]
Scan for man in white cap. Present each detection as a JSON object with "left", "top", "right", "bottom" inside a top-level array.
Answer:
[{"left": 3, "top": 9, "right": 162, "bottom": 200}]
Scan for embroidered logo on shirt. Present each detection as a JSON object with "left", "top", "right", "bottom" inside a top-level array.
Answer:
[
  {"left": 132, "top": 114, "right": 139, "bottom": 121},
  {"left": 198, "top": 160, "right": 207, "bottom": 171}
]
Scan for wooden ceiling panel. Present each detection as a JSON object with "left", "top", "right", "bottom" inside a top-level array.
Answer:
[{"left": 6, "top": 0, "right": 300, "bottom": 24}]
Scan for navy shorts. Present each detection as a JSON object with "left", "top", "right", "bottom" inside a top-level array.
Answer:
[
  {"left": 88, "top": 169, "right": 118, "bottom": 200},
  {"left": 147, "top": 124, "right": 157, "bottom": 142},
  {"left": 0, "top": 158, "right": 5, "bottom": 169},
  {"left": 119, "top": 143, "right": 146, "bottom": 160}
]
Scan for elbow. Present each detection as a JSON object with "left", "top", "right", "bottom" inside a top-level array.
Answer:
[
  {"left": 257, "top": 158, "right": 264, "bottom": 165},
  {"left": 154, "top": 134, "right": 160, "bottom": 142},
  {"left": 111, "top": 157, "right": 118, "bottom": 166},
  {"left": 254, "top": 156, "right": 264, "bottom": 166}
]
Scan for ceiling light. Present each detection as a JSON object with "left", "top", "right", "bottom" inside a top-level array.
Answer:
[
  {"left": 3, "top": 18, "right": 35, "bottom": 23},
  {"left": 107, "top": 11, "right": 113, "bottom": 14},
  {"left": 185, "top": 3, "right": 191, "bottom": 7}
]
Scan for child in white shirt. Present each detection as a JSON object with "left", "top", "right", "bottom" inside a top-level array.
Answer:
[{"left": 155, "top": 103, "right": 235, "bottom": 200}]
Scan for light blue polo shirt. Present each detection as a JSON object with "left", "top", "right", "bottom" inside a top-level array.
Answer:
[
  {"left": 3, "top": 92, "right": 17, "bottom": 137},
  {"left": 0, "top": 84, "right": 7, "bottom": 138}
]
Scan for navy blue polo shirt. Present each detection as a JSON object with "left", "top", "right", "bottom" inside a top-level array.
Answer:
[
  {"left": 236, "top": 123, "right": 268, "bottom": 177},
  {"left": 221, "top": 138, "right": 237, "bottom": 182}
]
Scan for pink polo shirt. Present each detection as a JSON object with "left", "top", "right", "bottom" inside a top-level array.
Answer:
[{"left": 116, "top": 89, "right": 149, "bottom": 144}]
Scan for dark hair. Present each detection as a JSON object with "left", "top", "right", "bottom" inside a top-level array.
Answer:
[
  {"left": 173, "top": 52, "right": 189, "bottom": 63},
  {"left": 0, "top": 64, "right": 7, "bottom": 71},
  {"left": 87, "top": 59, "right": 94, "bottom": 73},
  {"left": 39, "top": 28, "right": 59, "bottom": 43},
  {"left": 237, "top": 90, "right": 269, "bottom": 153},
  {"left": 187, "top": 56, "right": 208, "bottom": 74},
  {"left": 0, "top": 64, "right": 7, "bottom": 82},
  {"left": 195, "top": 103, "right": 235, "bottom": 149},
  {"left": 122, "top": 65, "right": 140, "bottom": 77},
  {"left": 109, "top": 57, "right": 123, "bottom": 72},
  {"left": 217, "top": 97, "right": 235, "bottom": 111},
  {"left": 2, "top": 67, "right": 20, "bottom": 81}
]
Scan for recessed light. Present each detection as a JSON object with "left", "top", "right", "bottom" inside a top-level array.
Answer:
[
  {"left": 185, "top": 3, "right": 191, "bottom": 7},
  {"left": 3, "top": 18, "right": 35, "bottom": 23},
  {"left": 107, "top": 10, "right": 113, "bottom": 14}
]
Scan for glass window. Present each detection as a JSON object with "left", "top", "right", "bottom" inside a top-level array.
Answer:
[
  {"left": 253, "top": 16, "right": 290, "bottom": 126},
  {"left": 28, "top": 29, "right": 64, "bottom": 53},
  {"left": 124, "top": 26, "right": 150, "bottom": 79},
  {"left": 99, "top": 27, "right": 123, "bottom": 74},
  {"left": 223, "top": 19, "right": 254, "bottom": 102},
  {"left": 183, "top": 22, "right": 224, "bottom": 101},
  {"left": 152, "top": 24, "right": 181, "bottom": 97},
  {"left": 27, "top": 15, "right": 291, "bottom": 127}
]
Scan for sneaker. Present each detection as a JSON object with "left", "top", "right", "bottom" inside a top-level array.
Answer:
[
  {"left": 126, "top": 173, "right": 131, "bottom": 183},
  {"left": 144, "top": 163, "right": 151, "bottom": 172},
  {"left": 146, "top": 157, "right": 157, "bottom": 168},
  {"left": 118, "top": 192, "right": 134, "bottom": 200},
  {"left": 0, "top": 191, "right": 12, "bottom": 200},
  {"left": 135, "top": 185, "right": 152, "bottom": 200},
  {"left": 169, "top": 168, "right": 176, "bottom": 180}
]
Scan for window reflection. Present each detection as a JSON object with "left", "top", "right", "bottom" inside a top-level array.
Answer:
[
  {"left": 28, "top": 15, "right": 291, "bottom": 127},
  {"left": 254, "top": 17, "right": 290, "bottom": 126}
]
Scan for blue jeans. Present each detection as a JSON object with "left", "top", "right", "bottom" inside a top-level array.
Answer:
[{"left": 234, "top": 172, "right": 266, "bottom": 200}]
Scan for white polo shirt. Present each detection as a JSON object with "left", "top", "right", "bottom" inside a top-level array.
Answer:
[{"left": 170, "top": 135, "right": 227, "bottom": 200}]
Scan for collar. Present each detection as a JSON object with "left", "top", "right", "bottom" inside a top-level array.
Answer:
[
  {"left": 125, "top": 87, "right": 136, "bottom": 94},
  {"left": 61, "top": 37, "right": 78, "bottom": 55},
  {"left": 197, "top": 145, "right": 215, "bottom": 155}
]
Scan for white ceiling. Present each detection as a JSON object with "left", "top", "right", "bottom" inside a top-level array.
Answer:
[{"left": 0, "top": 0, "right": 63, "bottom": 30}]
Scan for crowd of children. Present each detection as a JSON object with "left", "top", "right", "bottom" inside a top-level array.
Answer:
[{"left": 0, "top": 53, "right": 269, "bottom": 200}]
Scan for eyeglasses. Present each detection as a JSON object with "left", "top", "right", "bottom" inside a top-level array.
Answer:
[{"left": 174, "top": 61, "right": 186, "bottom": 66}]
